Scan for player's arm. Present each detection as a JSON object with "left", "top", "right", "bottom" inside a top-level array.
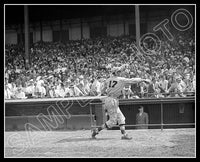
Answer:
[{"left": 119, "top": 77, "right": 151, "bottom": 85}]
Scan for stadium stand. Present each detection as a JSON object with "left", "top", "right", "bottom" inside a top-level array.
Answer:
[{"left": 5, "top": 30, "right": 195, "bottom": 99}]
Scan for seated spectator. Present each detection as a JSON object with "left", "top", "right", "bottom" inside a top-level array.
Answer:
[
  {"left": 157, "top": 75, "right": 168, "bottom": 93},
  {"left": 56, "top": 83, "right": 66, "bottom": 98},
  {"left": 192, "top": 74, "right": 196, "bottom": 92},
  {"left": 49, "top": 85, "right": 56, "bottom": 98},
  {"left": 167, "top": 75, "right": 186, "bottom": 97},
  {"left": 140, "top": 82, "right": 148, "bottom": 98},
  {"left": 74, "top": 84, "right": 84, "bottom": 97},
  {"left": 5, "top": 84, "right": 12, "bottom": 99},
  {"left": 183, "top": 73, "right": 194, "bottom": 93},
  {"left": 131, "top": 82, "right": 141, "bottom": 99},
  {"left": 54, "top": 82, "right": 62, "bottom": 98},
  {"left": 176, "top": 76, "right": 186, "bottom": 95},
  {"left": 40, "top": 83, "right": 47, "bottom": 98},
  {"left": 90, "top": 76, "right": 101, "bottom": 96},
  {"left": 122, "top": 84, "right": 133, "bottom": 99},
  {"left": 67, "top": 84, "right": 76, "bottom": 97},
  {"left": 15, "top": 87, "right": 27, "bottom": 99},
  {"left": 25, "top": 79, "right": 35, "bottom": 98},
  {"left": 147, "top": 77, "right": 157, "bottom": 98},
  {"left": 9, "top": 82, "right": 17, "bottom": 98},
  {"left": 82, "top": 78, "right": 91, "bottom": 95}
]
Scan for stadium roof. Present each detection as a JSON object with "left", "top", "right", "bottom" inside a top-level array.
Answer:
[{"left": 5, "top": 5, "right": 194, "bottom": 25}]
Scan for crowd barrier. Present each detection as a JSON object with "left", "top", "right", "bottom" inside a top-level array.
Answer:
[{"left": 5, "top": 95, "right": 195, "bottom": 131}]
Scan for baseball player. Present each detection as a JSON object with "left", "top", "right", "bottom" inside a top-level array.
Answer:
[{"left": 91, "top": 66, "right": 151, "bottom": 140}]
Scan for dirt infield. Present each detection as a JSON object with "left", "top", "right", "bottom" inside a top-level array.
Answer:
[{"left": 4, "top": 128, "right": 195, "bottom": 158}]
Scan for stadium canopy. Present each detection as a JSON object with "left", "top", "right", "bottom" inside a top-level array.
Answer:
[{"left": 5, "top": 5, "right": 194, "bottom": 25}]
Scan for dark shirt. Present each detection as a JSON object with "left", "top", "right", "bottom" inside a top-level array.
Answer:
[{"left": 136, "top": 112, "right": 149, "bottom": 129}]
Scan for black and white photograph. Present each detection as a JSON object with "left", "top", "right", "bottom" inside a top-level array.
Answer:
[{"left": 4, "top": 4, "right": 195, "bottom": 158}]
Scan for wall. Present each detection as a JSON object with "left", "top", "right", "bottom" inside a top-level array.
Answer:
[
  {"left": 5, "top": 97, "right": 195, "bottom": 131},
  {"left": 82, "top": 23, "right": 90, "bottom": 39},
  {"left": 5, "top": 11, "right": 174, "bottom": 44},
  {"left": 107, "top": 23, "right": 124, "bottom": 36},
  {"left": 5, "top": 30, "right": 17, "bottom": 44}
]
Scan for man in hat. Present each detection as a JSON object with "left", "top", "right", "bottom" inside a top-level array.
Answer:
[{"left": 136, "top": 106, "right": 149, "bottom": 129}]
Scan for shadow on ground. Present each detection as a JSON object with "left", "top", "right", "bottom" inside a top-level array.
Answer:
[{"left": 55, "top": 137, "right": 114, "bottom": 143}]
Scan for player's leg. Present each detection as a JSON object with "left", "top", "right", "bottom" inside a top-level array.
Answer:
[
  {"left": 117, "top": 109, "right": 132, "bottom": 140},
  {"left": 91, "top": 123, "right": 108, "bottom": 139},
  {"left": 91, "top": 113, "right": 116, "bottom": 139}
]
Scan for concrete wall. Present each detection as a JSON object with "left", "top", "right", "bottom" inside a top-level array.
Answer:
[
  {"left": 5, "top": 30, "right": 17, "bottom": 44},
  {"left": 5, "top": 12, "right": 172, "bottom": 44},
  {"left": 107, "top": 23, "right": 124, "bottom": 36}
]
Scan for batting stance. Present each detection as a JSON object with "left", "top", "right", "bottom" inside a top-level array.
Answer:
[{"left": 91, "top": 67, "right": 151, "bottom": 140}]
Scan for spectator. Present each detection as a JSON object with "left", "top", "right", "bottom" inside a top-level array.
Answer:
[
  {"left": 147, "top": 77, "right": 157, "bottom": 98},
  {"left": 82, "top": 78, "right": 91, "bottom": 95},
  {"left": 140, "top": 82, "right": 148, "bottom": 98},
  {"left": 40, "top": 83, "right": 47, "bottom": 98},
  {"left": 90, "top": 76, "right": 102, "bottom": 96},
  {"left": 131, "top": 83, "right": 141, "bottom": 98},
  {"left": 176, "top": 76, "right": 186, "bottom": 95},
  {"left": 183, "top": 73, "right": 193, "bottom": 93},
  {"left": 49, "top": 85, "right": 56, "bottom": 98},
  {"left": 192, "top": 74, "right": 196, "bottom": 92},
  {"left": 167, "top": 75, "right": 186, "bottom": 97},
  {"left": 25, "top": 79, "right": 35, "bottom": 98},
  {"left": 74, "top": 83, "right": 84, "bottom": 97},
  {"left": 5, "top": 84, "right": 12, "bottom": 99},
  {"left": 136, "top": 106, "right": 149, "bottom": 129},
  {"left": 157, "top": 75, "right": 168, "bottom": 97},
  {"left": 15, "top": 87, "right": 27, "bottom": 99},
  {"left": 122, "top": 84, "right": 133, "bottom": 99}
]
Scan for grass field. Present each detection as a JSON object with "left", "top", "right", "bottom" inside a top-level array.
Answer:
[{"left": 4, "top": 128, "right": 195, "bottom": 158}]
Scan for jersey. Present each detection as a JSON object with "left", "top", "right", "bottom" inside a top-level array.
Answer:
[{"left": 104, "top": 76, "right": 144, "bottom": 98}]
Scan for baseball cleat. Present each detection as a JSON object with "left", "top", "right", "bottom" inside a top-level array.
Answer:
[
  {"left": 91, "top": 128, "right": 99, "bottom": 139},
  {"left": 121, "top": 134, "right": 132, "bottom": 140}
]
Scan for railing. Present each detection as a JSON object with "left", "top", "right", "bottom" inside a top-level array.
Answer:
[{"left": 4, "top": 91, "right": 195, "bottom": 100}]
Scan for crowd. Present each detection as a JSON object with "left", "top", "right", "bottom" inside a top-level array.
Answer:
[{"left": 5, "top": 29, "right": 195, "bottom": 99}]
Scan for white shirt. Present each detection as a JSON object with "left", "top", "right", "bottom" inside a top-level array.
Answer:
[
  {"left": 74, "top": 86, "right": 84, "bottom": 96},
  {"left": 40, "top": 86, "right": 46, "bottom": 96},
  {"left": 49, "top": 89, "right": 55, "bottom": 98},
  {"left": 91, "top": 80, "right": 101, "bottom": 95},
  {"left": 36, "top": 80, "right": 44, "bottom": 88},
  {"left": 177, "top": 80, "right": 186, "bottom": 92},
  {"left": 83, "top": 82, "right": 91, "bottom": 95},
  {"left": 5, "top": 88, "right": 12, "bottom": 99},
  {"left": 15, "top": 91, "right": 27, "bottom": 99},
  {"left": 158, "top": 80, "right": 168, "bottom": 92},
  {"left": 55, "top": 88, "right": 65, "bottom": 98},
  {"left": 26, "top": 85, "right": 35, "bottom": 94},
  {"left": 65, "top": 87, "right": 73, "bottom": 96}
]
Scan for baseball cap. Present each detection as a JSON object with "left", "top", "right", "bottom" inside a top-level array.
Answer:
[{"left": 138, "top": 106, "right": 144, "bottom": 110}]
